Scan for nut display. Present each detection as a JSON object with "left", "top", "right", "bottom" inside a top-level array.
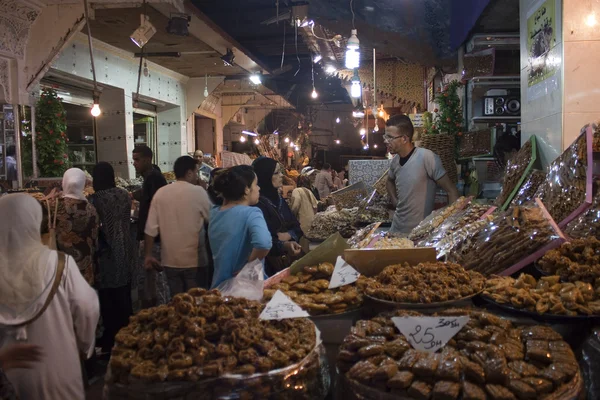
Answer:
[
  {"left": 417, "top": 203, "right": 490, "bottom": 248},
  {"left": 495, "top": 139, "right": 533, "bottom": 207},
  {"left": 338, "top": 308, "right": 580, "bottom": 399},
  {"left": 108, "top": 288, "right": 319, "bottom": 392},
  {"left": 306, "top": 206, "right": 358, "bottom": 240},
  {"left": 332, "top": 188, "right": 369, "bottom": 210},
  {"left": 538, "top": 238, "right": 600, "bottom": 283},
  {"left": 511, "top": 170, "right": 545, "bottom": 207},
  {"left": 355, "top": 192, "right": 391, "bottom": 226},
  {"left": 408, "top": 197, "right": 469, "bottom": 243},
  {"left": 356, "top": 262, "right": 485, "bottom": 304},
  {"left": 449, "top": 206, "right": 558, "bottom": 276},
  {"left": 533, "top": 130, "right": 588, "bottom": 224},
  {"left": 264, "top": 262, "right": 363, "bottom": 315},
  {"left": 484, "top": 274, "right": 600, "bottom": 316}
]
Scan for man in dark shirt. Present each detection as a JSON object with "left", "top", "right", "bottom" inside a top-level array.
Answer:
[{"left": 132, "top": 145, "right": 168, "bottom": 307}]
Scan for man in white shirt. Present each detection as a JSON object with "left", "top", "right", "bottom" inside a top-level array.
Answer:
[
  {"left": 314, "top": 163, "right": 336, "bottom": 198},
  {"left": 144, "top": 156, "right": 211, "bottom": 295}
]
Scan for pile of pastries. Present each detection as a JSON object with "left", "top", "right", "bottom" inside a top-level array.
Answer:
[
  {"left": 495, "top": 139, "right": 533, "bottom": 207},
  {"left": 435, "top": 216, "right": 495, "bottom": 261},
  {"left": 408, "top": 197, "right": 469, "bottom": 243},
  {"left": 538, "top": 237, "right": 600, "bottom": 283},
  {"left": 338, "top": 308, "right": 580, "bottom": 399},
  {"left": 264, "top": 262, "right": 363, "bottom": 315},
  {"left": 483, "top": 274, "right": 600, "bottom": 316},
  {"left": 109, "top": 289, "right": 317, "bottom": 386},
  {"left": 356, "top": 262, "right": 485, "bottom": 304}
]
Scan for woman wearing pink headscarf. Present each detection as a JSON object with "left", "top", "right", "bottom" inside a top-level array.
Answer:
[{"left": 0, "top": 193, "right": 99, "bottom": 399}]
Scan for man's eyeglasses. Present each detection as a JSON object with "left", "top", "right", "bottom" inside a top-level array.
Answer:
[{"left": 383, "top": 134, "right": 402, "bottom": 142}]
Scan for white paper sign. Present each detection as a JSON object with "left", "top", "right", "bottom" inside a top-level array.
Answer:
[
  {"left": 328, "top": 256, "right": 360, "bottom": 289},
  {"left": 391, "top": 316, "right": 470, "bottom": 353},
  {"left": 259, "top": 290, "right": 309, "bottom": 320}
]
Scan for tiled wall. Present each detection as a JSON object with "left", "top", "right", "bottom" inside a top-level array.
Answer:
[
  {"left": 519, "top": 0, "right": 563, "bottom": 168},
  {"left": 562, "top": 0, "right": 600, "bottom": 147}
]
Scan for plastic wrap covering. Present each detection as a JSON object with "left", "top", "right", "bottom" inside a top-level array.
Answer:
[
  {"left": 534, "top": 125, "right": 593, "bottom": 225},
  {"left": 348, "top": 223, "right": 381, "bottom": 249},
  {"left": 104, "top": 288, "right": 329, "bottom": 399},
  {"left": 448, "top": 202, "right": 563, "bottom": 276},
  {"left": 416, "top": 203, "right": 490, "bottom": 248},
  {"left": 565, "top": 181, "right": 600, "bottom": 239},
  {"left": 105, "top": 342, "right": 329, "bottom": 400},
  {"left": 354, "top": 191, "right": 392, "bottom": 226},
  {"left": 537, "top": 237, "right": 600, "bottom": 284},
  {"left": 306, "top": 206, "right": 358, "bottom": 241},
  {"left": 407, "top": 196, "right": 470, "bottom": 243},
  {"left": 435, "top": 216, "right": 494, "bottom": 261},
  {"left": 495, "top": 138, "right": 534, "bottom": 208},
  {"left": 337, "top": 308, "right": 582, "bottom": 400},
  {"left": 510, "top": 170, "right": 546, "bottom": 206},
  {"left": 582, "top": 328, "right": 600, "bottom": 400}
]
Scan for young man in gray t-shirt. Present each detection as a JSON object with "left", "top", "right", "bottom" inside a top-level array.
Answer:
[{"left": 385, "top": 115, "right": 459, "bottom": 233}]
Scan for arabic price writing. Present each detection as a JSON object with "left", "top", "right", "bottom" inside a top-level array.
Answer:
[
  {"left": 329, "top": 256, "right": 361, "bottom": 289},
  {"left": 259, "top": 290, "right": 309, "bottom": 320},
  {"left": 392, "top": 316, "right": 470, "bottom": 353}
]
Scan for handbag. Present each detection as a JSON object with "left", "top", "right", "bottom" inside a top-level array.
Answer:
[{"left": 42, "top": 199, "right": 59, "bottom": 250}]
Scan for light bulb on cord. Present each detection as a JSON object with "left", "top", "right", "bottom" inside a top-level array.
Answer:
[
  {"left": 91, "top": 102, "right": 101, "bottom": 117},
  {"left": 345, "top": 29, "right": 360, "bottom": 69},
  {"left": 378, "top": 109, "right": 385, "bottom": 117},
  {"left": 336, "top": 117, "right": 340, "bottom": 124},
  {"left": 284, "top": 137, "right": 290, "bottom": 143},
  {"left": 311, "top": 88, "right": 318, "bottom": 98},
  {"left": 254, "top": 138, "right": 260, "bottom": 145},
  {"left": 359, "top": 128, "right": 366, "bottom": 135},
  {"left": 374, "top": 124, "right": 379, "bottom": 132},
  {"left": 335, "top": 139, "right": 341, "bottom": 144},
  {"left": 294, "top": 145, "right": 299, "bottom": 151},
  {"left": 239, "top": 135, "right": 246, "bottom": 143},
  {"left": 350, "top": 69, "right": 361, "bottom": 98},
  {"left": 204, "top": 73, "right": 209, "bottom": 97}
]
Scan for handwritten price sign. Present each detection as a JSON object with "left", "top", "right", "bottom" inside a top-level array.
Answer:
[
  {"left": 392, "top": 316, "right": 470, "bottom": 353},
  {"left": 259, "top": 290, "right": 309, "bottom": 320},
  {"left": 328, "top": 256, "right": 360, "bottom": 289}
]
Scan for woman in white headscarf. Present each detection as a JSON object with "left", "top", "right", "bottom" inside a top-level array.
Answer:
[
  {"left": 44, "top": 168, "right": 99, "bottom": 285},
  {"left": 0, "top": 193, "right": 100, "bottom": 399}
]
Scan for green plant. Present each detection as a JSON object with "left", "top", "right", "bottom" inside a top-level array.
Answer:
[
  {"left": 35, "top": 88, "right": 71, "bottom": 177},
  {"left": 425, "top": 80, "right": 464, "bottom": 137}
]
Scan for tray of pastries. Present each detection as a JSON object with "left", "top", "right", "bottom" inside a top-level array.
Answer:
[
  {"left": 537, "top": 237, "right": 600, "bottom": 284},
  {"left": 263, "top": 262, "right": 363, "bottom": 316},
  {"left": 481, "top": 273, "right": 600, "bottom": 322},
  {"left": 356, "top": 262, "right": 485, "bottom": 308},
  {"left": 337, "top": 308, "right": 582, "bottom": 400},
  {"left": 106, "top": 289, "right": 329, "bottom": 399}
]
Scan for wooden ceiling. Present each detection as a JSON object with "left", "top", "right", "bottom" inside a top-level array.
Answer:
[{"left": 87, "top": 6, "right": 247, "bottom": 77}]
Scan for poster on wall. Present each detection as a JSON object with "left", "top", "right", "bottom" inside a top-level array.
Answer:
[{"left": 526, "top": 0, "right": 559, "bottom": 101}]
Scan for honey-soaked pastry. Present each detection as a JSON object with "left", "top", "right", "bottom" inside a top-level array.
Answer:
[{"left": 338, "top": 308, "right": 580, "bottom": 399}]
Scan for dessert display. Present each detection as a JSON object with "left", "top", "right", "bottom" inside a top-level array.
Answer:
[
  {"left": 408, "top": 197, "right": 469, "bottom": 243},
  {"left": 356, "top": 262, "right": 485, "bottom": 304},
  {"left": 372, "top": 236, "right": 415, "bottom": 250},
  {"left": 449, "top": 205, "right": 559, "bottom": 276},
  {"left": 107, "top": 289, "right": 327, "bottom": 399},
  {"left": 338, "top": 308, "right": 581, "bottom": 400},
  {"left": 483, "top": 274, "right": 600, "bottom": 317},
  {"left": 537, "top": 238, "right": 600, "bottom": 283},
  {"left": 435, "top": 216, "right": 495, "bottom": 261},
  {"left": 417, "top": 203, "right": 490, "bottom": 248},
  {"left": 263, "top": 262, "right": 363, "bottom": 315},
  {"left": 306, "top": 206, "right": 358, "bottom": 240},
  {"left": 348, "top": 223, "right": 381, "bottom": 248},
  {"left": 565, "top": 182, "right": 600, "bottom": 239},
  {"left": 510, "top": 170, "right": 545, "bottom": 207},
  {"left": 495, "top": 139, "right": 533, "bottom": 207},
  {"left": 533, "top": 130, "right": 588, "bottom": 224}
]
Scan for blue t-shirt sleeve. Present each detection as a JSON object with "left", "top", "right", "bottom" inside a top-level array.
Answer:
[{"left": 248, "top": 208, "right": 272, "bottom": 250}]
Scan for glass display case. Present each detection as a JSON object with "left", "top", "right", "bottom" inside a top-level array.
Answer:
[{"left": 64, "top": 103, "right": 96, "bottom": 173}]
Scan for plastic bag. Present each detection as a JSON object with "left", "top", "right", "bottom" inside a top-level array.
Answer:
[
  {"left": 407, "top": 196, "right": 470, "bottom": 243},
  {"left": 510, "top": 170, "right": 546, "bottom": 206},
  {"left": 104, "top": 341, "right": 330, "bottom": 400},
  {"left": 216, "top": 259, "right": 264, "bottom": 301},
  {"left": 565, "top": 180, "right": 600, "bottom": 239},
  {"left": 348, "top": 223, "right": 381, "bottom": 248},
  {"left": 417, "top": 203, "right": 491, "bottom": 248},
  {"left": 435, "top": 215, "right": 495, "bottom": 261},
  {"left": 448, "top": 202, "right": 562, "bottom": 276},
  {"left": 495, "top": 138, "right": 534, "bottom": 207},
  {"left": 581, "top": 328, "right": 600, "bottom": 399},
  {"left": 533, "top": 124, "right": 593, "bottom": 224}
]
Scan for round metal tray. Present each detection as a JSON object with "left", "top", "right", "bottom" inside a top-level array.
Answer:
[
  {"left": 479, "top": 295, "right": 600, "bottom": 323},
  {"left": 363, "top": 291, "right": 481, "bottom": 315}
]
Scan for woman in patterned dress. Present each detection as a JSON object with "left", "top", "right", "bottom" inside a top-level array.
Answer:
[{"left": 89, "top": 162, "right": 134, "bottom": 354}]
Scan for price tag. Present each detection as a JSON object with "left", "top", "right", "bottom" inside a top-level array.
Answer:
[
  {"left": 328, "top": 256, "right": 360, "bottom": 289},
  {"left": 259, "top": 290, "right": 309, "bottom": 320},
  {"left": 392, "top": 316, "right": 470, "bottom": 353}
]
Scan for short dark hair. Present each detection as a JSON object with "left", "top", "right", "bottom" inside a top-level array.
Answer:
[
  {"left": 6, "top": 145, "right": 15, "bottom": 157},
  {"left": 323, "top": 163, "right": 331, "bottom": 170},
  {"left": 297, "top": 175, "right": 312, "bottom": 189},
  {"left": 173, "top": 156, "right": 198, "bottom": 179},
  {"left": 386, "top": 114, "right": 415, "bottom": 141},
  {"left": 133, "top": 145, "right": 153, "bottom": 159},
  {"left": 92, "top": 162, "right": 116, "bottom": 192},
  {"left": 213, "top": 165, "right": 256, "bottom": 201}
]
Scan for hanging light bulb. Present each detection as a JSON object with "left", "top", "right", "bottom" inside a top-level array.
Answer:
[
  {"left": 378, "top": 109, "right": 384, "bottom": 117},
  {"left": 363, "top": 144, "right": 369, "bottom": 150},
  {"left": 290, "top": 142, "right": 295, "bottom": 147},
  {"left": 203, "top": 74, "right": 209, "bottom": 97},
  {"left": 335, "top": 139, "right": 341, "bottom": 144},
  {"left": 313, "top": 54, "right": 322, "bottom": 63},
  {"left": 298, "top": 122, "right": 302, "bottom": 129},
  {"left": 254, "top": 138, "right": 260, "bottom": 145},
  {"left": 374, "top": 124, "right": 379, "bottom": 132},
  {"left": 345, "top": 29, "right": 360, "bottom": 69},
  {"left": 350, "top": 70, "right": 361, "bottom": 98},
  {"left": 284, "top": 137, "right": 290, "bottom": 143},
  {"left": 352, "top": 105, "right": 365, "bottom": 118},
  {"left": 91, "top": 95, "right": 101, "bottom": 117},
  {"left": 374, "top": 144, "right": 378, "bottom": 148},
  {"left": 294, "top": 145, "right": 300, "bottom": 151},
  {"left": 359, "top": 128, "right": 366, "bottom": 135},
  {"left": 325, "top": 65, "right": 337, "bottom": 74},
  {"left": 335, "top": 117, "right": 340, "bottom": 124},
  {"left": 239, "top": 135, "right": 246, "bottom": 143},
  {"left": 311, "top": 88, "right": 318, "bottom": 98}
]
